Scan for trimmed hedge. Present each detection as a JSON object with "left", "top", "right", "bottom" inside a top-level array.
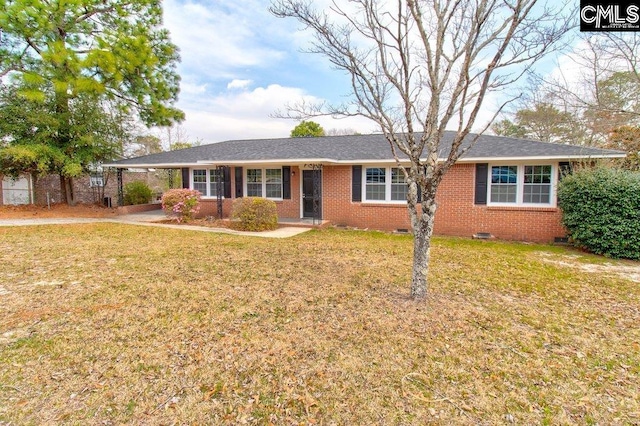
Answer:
[
  {"left": 557, "top": 167, "right": 640, "bottom": 259},
  {"left": 231, "top": 197, "right": 278, "bottom": 231},
  {"left": 123, "top": 181, "right": 153, "bottom": 205}
]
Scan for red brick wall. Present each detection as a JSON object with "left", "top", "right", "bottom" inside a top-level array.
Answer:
[
  {"left": 322, "top": 165, "right": 413, "bottom": 229},
  {"left": 321, "top": 164, "right": 566, "bottom": 242},
  {"left": 432, "top": 164, "right": 565, "bottom": 242},
  {"left": 186, "top": 163, "right": 565, "bottom": 242}
]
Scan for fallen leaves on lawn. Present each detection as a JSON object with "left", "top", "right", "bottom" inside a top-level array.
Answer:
[{"left": 0, "top": 224, "right": 638, "bottom": 424}]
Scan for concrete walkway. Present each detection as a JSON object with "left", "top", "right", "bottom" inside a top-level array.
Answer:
[{"left": 0, "top": 210, "right": 312, "bottom": 239}]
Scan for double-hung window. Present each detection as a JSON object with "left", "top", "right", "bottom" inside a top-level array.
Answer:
[
  {"left": 489, "top": 164, "right": 553, "bottom": 206},
  {"left": 365, "top": 168, "right": 386, "bottom": 201},
  {"left": 523, "top": 166, "right": 552, "bottom": 204},
  {"left": 490, "top": 166, "right": 518, "bottom": 203},
  {"left": 209, "top": 169, "right": 222, "bottom": 197},
  {"left": 363, "top": 166, "right": 408, "bottom": 202},
  {"left": 192, "top": 168, "right": 224, "bottom": 197},
  {"left": 247, "top": 168, "right": 282, "bottom": 199},
  {"left": 193, "top": 169, "right": 207, "bottom": 195},
  {"left": 247, "top": 169, "right": 263, "bottom": 197},
  {"left": 390, "top": 168, "right": 408, "bottom": 201}
]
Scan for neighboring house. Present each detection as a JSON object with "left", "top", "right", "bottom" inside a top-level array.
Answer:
[
  {"left": 104, "top": 132, "right": 625, "bottom": 242},
  {"left": 0, "top": 170, "right": 164, "bottom": 207}
]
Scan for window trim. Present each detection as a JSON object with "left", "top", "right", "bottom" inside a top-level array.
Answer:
[
  {"left": 244, "top": 168, "right": 283, "bottom": 200},
  {"left": 191, "top": 168, "right": 225, "bottom": 199},
  {"left": 362, "top": 165, "right": 408, "bottom": 204},
  {"left": 487, "top": 163, "right": 556, "bottom": 208}
]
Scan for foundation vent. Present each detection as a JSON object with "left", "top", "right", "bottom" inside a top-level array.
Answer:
[{"left": 473, "top": 232, "right": 493, "bottom": 240}]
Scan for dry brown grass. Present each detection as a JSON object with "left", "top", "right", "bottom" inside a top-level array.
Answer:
[{"left": 0, "top": 224, "right": 638, "bottom": 425}]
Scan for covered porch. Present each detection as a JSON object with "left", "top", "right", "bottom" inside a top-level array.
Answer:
[{"left": 111, "top": 163, "right": 326, "bottom": 225}]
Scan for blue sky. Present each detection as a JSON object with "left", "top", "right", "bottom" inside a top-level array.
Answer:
[
  {"left": 161, "top": 0, "right": 576, "bottom": 144},
  {"left": 162, "top": 0, "right": 378, "bottom": 143}
]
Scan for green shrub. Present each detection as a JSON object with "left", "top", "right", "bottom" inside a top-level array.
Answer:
[
  {"left": 161, "top": 189, "right": 201, "bottom": 223},
  {"left": 558, "top": 167, "right": 640, "bottom": 259},
  {"left": 123, "top": 181, "right": 153, "bottom": 205},
  {"left": 231, "top": 197, "right": 278, "bottom": 231}
]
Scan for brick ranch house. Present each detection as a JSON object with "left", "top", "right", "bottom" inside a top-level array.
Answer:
[{"left": 104, "top": 132, "right": 625, "bottom": 242}]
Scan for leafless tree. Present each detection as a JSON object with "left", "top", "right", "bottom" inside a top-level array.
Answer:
[
  {"left": 530, "top": 33, "right": 640, "bottom": 144},
  {"left": 271, "top": 0, "right": 572, "bottom": 299}
]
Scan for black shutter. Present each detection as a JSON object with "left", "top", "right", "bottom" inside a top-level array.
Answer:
[
  {"left": 558, "top": 161, "right": 572, "bottom": 180},
  {"left": 474, "top": 163, "right": 488, "bottom": 205},
  {"left": 352, "top": 165, "right": 362, "bottom": 202},
  {"left": 223, "top": 167, "right": 231, "bottom": 198},
  {"left": 181, "top": 168, "right": 189, "bottom": 189},
  {"left": 282, "top": 166, "right": 291, "bottom": 199},
  {"left": 235, "top": 167, "right": 243, "bottom": 198}
]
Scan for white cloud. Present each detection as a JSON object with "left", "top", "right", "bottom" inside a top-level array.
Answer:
[
  {"left": 163, "top": 0, "right": 288, "bottom": 80},
  {"left": 227, "top": 79, "right": 253, "bottom": 90},
  {"left": 175, "top": 84, "right": 377, "bottom": 142}
]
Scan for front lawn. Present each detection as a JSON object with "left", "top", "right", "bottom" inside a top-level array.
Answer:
[{"left": 0, "top": 224, "right": 638, "bottom": 424}]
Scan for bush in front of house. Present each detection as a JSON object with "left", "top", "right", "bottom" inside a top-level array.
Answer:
[
  {"left": 161, "top": 189, "right": 201, "bottom": 223},
  {"left": 231, "top": 197, "right": 278, "bottom": 231},
  {"left": 557, "top": 167, "right": 640, "bottom": 259},
  {"left": 123, "top": 181, "right": 153, "bottom": 205}
]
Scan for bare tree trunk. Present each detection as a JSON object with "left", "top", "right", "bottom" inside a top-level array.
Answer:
[
  {"left": 64, "top": 177, "right": 76, "bottom": 206},
  {"left": 411, "top": 195, "right": 437, "bottom": 299},
  {"left": 59, "top": 175, "right": 67, "bottom": 204}
]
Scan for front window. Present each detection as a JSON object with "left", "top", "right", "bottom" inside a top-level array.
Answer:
[
  {"left": 209, "top": 169, "right": 222, "bottom": 197},
  {"left": 489, "top": 164, "right": 554, "bottom": 205},
  {"left": 247, "top": 169, "right": 262, "bottom": 197},
  {"left": 490, "top": 166, "right": 518, "bottom": 203},
  {"left": 523, "top": 166, "right": 552, "bottom": 204},
  {"left": 192, "top": 168, "right": 225, "bottom": 197},
  {"left": 365, "top": 167, "right": 386, "bottom": 201},
  {"left": 245, "top": 168, "right": 283, "bottom": 199},
  {"left": 265, "top": 169, "right": 282, "bottom": 198},
  {"left": 362, "top": 166, "right": 411, "bottom": 203},
  {"left": 193, "top": 169, "right": 207, "bottom": 195},
  {"left": 391, "top": 168, "right": 407, "bottom": 201}
]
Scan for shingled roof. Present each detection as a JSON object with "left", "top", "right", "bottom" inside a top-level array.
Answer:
[{"left": 104, "top": 131, "right": 625, "bottom": 168}]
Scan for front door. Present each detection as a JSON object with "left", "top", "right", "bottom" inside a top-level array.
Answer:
[{"left": 302, "top": 169, "right": 322, "bottom": 219}]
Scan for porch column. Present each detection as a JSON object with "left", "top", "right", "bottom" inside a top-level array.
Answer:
[
  {"left": 312, "top": 164, "right": 322, "bottom": 225},
  {"left": 117, "top": 168, "right": 124, "bottom": 206},
  {"left": 216, "top": 165, "right": 225, "bottom": 219},
  {"left": 167, "top": 169, "right": 174, "bottom": 189}
]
